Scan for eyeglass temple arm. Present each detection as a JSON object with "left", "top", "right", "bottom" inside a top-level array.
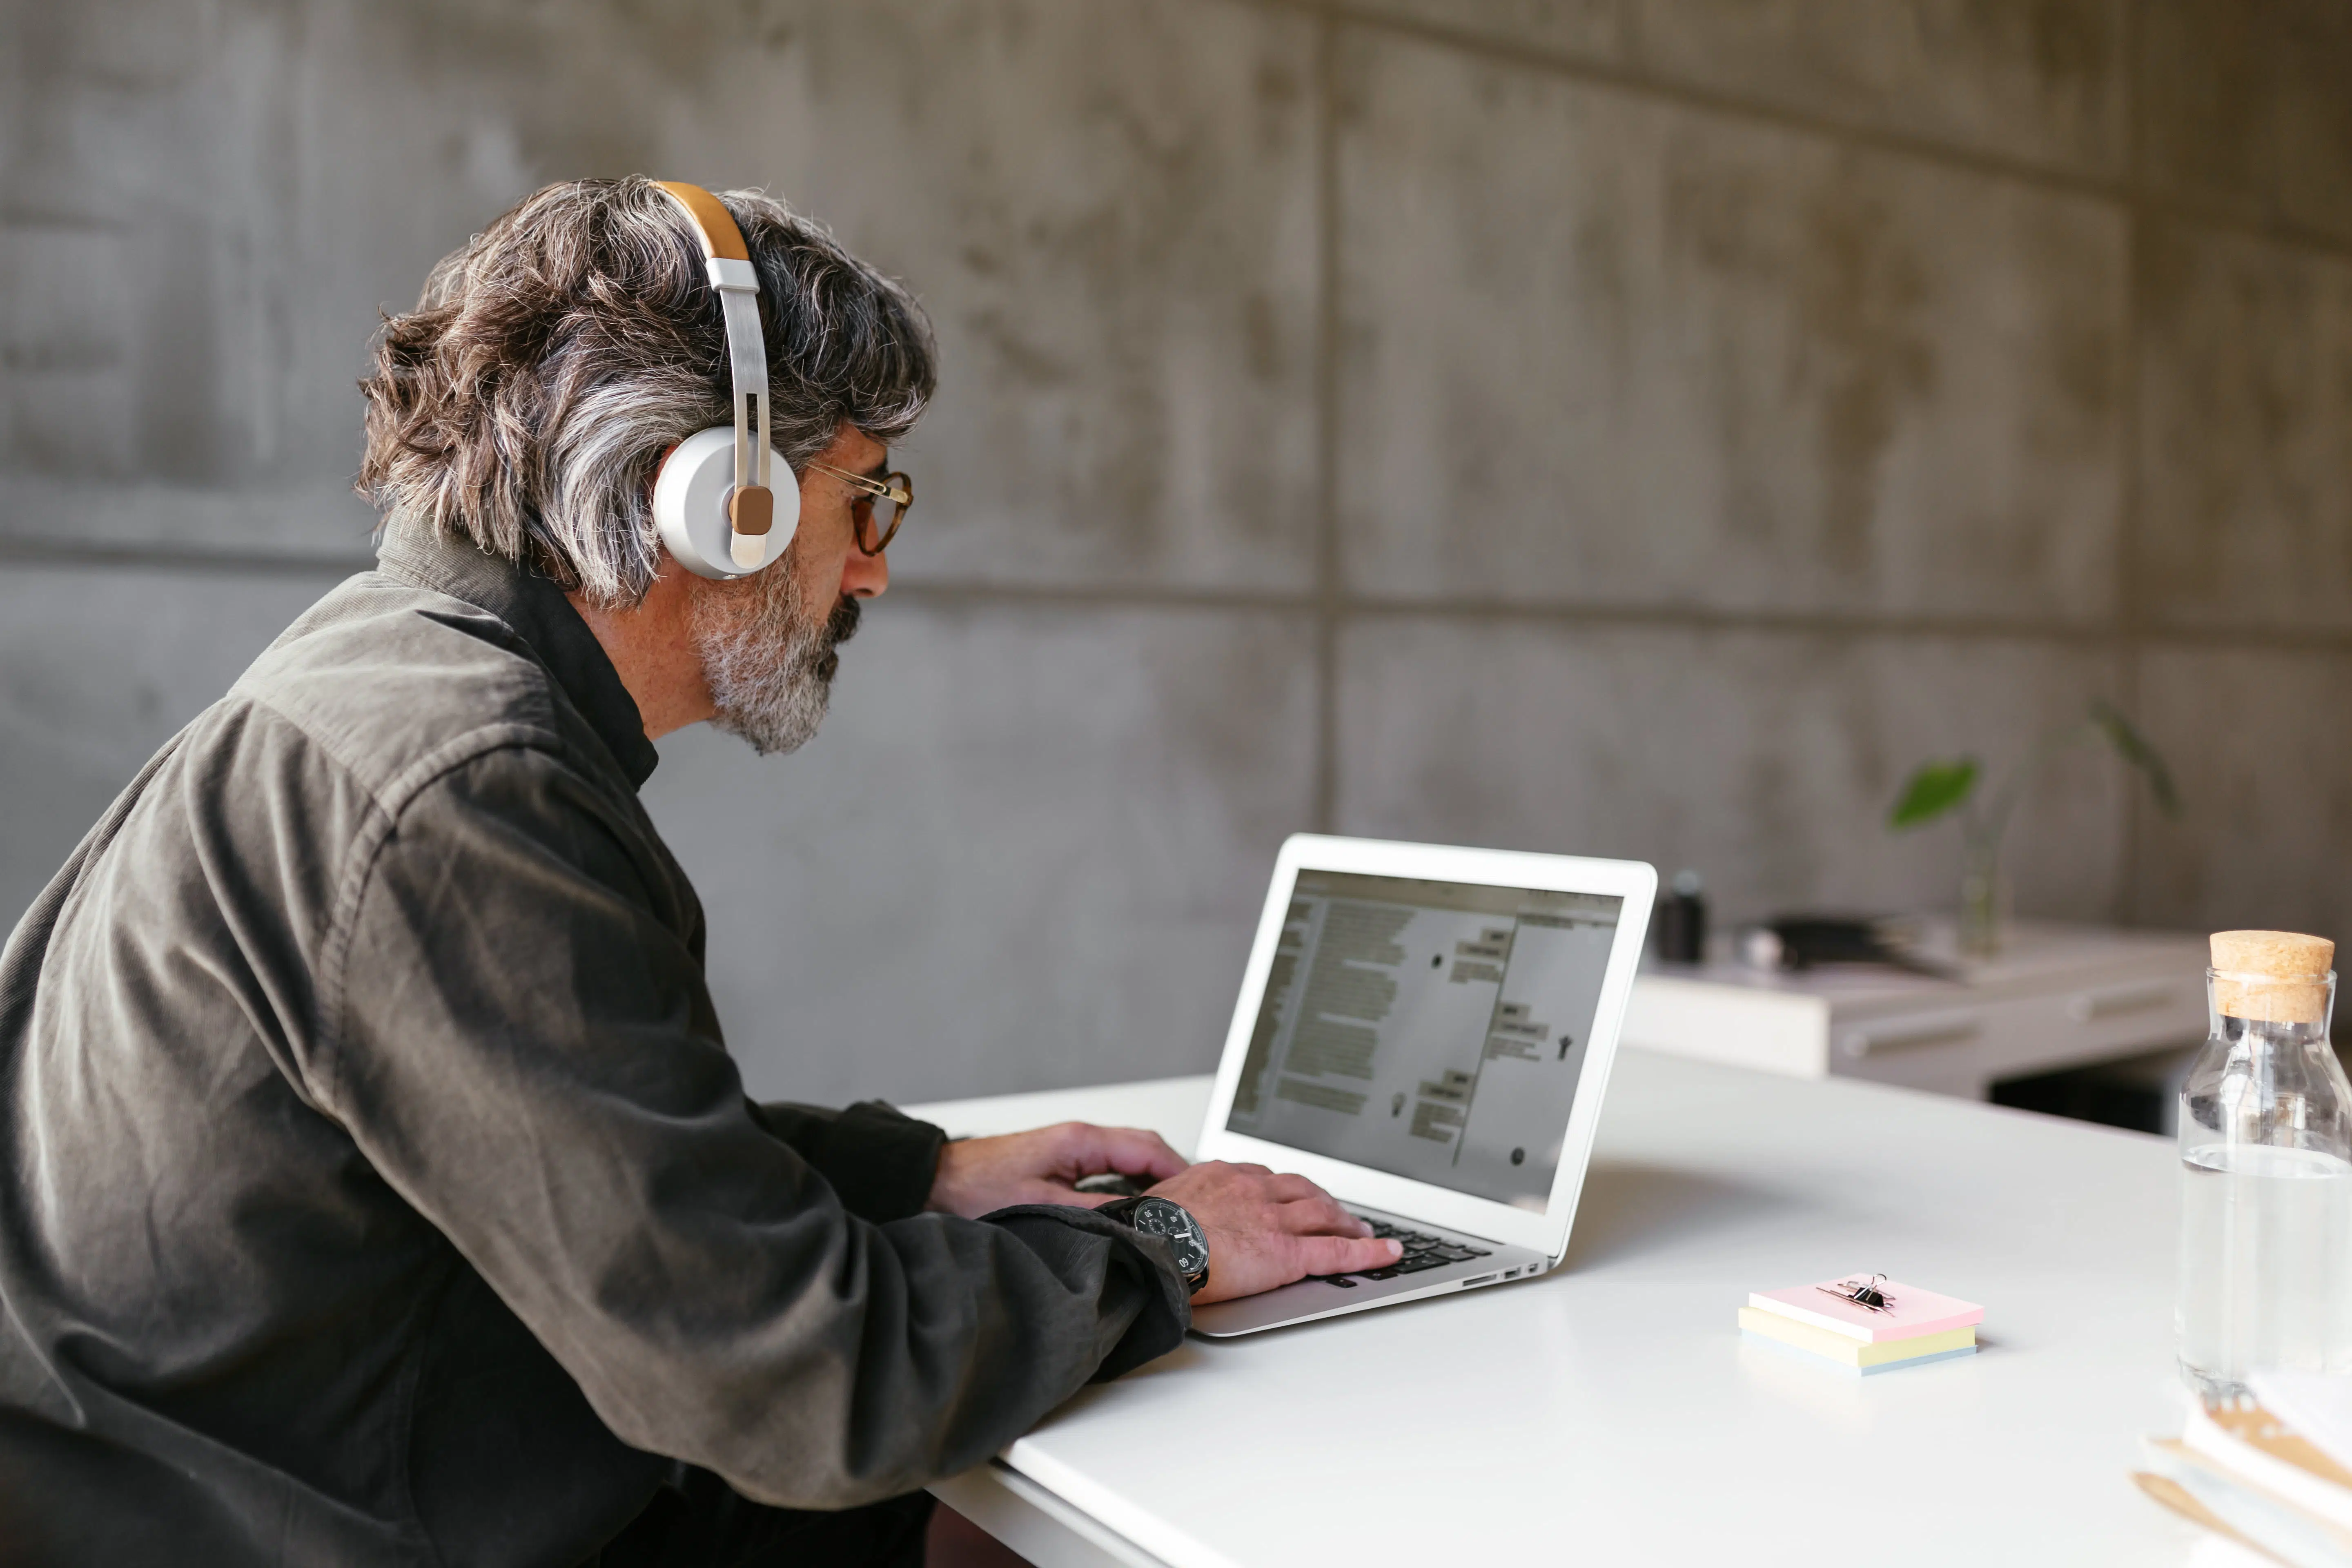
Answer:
[{"left": 807, "top": 461, "right": 910, "bottom": 504}]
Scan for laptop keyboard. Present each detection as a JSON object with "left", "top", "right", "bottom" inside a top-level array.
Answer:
[{"left": 1338, "top": 1215, "right": 1491, "bottom": 1282}]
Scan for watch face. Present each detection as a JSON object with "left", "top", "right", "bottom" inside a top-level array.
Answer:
[{"left": 1135, "top": 1198, "right": 1208, "bottom": 1277}]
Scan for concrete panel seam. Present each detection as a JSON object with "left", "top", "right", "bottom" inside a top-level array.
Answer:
[
  {"left": 1311, "top": 10, "right": 1342, "bottom": 836},
  {"left": 0, "top": 539, "right": 370, "bottom": 579},
  {"left": 1225, "top": 0, "right": 2352, "bottom": 267},
  {"left": 12, "top": 544, "right": 2352, "bottom": 653},
  {"left": 2116, "top": 0, "right": 2146, "bottom": 926}
]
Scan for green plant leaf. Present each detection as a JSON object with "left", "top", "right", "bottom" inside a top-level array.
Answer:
[
  {"left": 2087, "top": 699, "right": 2183, "bottom": 818},
  {"left": 1889, "top": 758, "right": 1980, "bottom": 829}
]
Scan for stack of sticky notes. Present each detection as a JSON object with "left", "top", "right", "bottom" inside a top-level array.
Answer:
[{"left": 1738, "top": 1275, "right": 1983, "bottom": 1374}]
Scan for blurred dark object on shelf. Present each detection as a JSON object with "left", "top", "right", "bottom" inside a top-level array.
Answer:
[
  {"left": 1653, "top": 869, "right": 1708, "bottom": 965},
  {"left": 1738, "top": 915, "right": 1958, "bottom": 979}
]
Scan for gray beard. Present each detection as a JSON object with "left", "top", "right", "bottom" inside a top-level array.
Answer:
[{"left": 688, "top": 559, "right": 861, "bottom": 757}]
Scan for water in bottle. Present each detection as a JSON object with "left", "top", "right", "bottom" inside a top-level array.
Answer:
[{"left": 2176, "top": 930, "right": 2350, "bottom": 1401}]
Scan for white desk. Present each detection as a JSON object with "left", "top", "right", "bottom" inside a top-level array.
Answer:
[{"left": 908, "top": 1054, "right": 2214, "bottom": 1566}]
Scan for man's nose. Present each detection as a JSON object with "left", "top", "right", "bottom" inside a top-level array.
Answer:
[{"left": 841, "top": 544, "right": 889, "bottom": 600}]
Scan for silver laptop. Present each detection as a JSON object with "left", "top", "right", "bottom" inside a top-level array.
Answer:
[{"left": 1189, "top": 835, "right": 1655, "bottom": 1336}]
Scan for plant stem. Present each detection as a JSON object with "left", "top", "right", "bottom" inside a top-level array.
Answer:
[{"left": 1980, "top": 718, "right": 2097, "bottom": 862}]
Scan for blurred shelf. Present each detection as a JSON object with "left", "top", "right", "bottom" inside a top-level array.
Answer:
[{"left": 1624, "top": 918, "right": 2209, "bottom": 1103}]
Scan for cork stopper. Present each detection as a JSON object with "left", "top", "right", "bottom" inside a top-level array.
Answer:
[{"left": 2211, "top": 930, "right": 2336, "bottom": 1025}]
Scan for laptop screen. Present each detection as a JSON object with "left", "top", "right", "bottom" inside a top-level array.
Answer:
[{"left": 1222, "top": 869, "right": 1624, "bottom": 1212}]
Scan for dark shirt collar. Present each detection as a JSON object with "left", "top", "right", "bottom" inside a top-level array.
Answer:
[{"left": 374, "top": 516, "right": 661, "bottom": 789}]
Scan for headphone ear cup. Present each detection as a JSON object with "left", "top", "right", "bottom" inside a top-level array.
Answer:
[{"left": 652, "top": 426, "right": 800, "bottom": 579}]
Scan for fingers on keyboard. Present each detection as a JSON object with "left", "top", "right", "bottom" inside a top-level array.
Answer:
[{"left": 1336, "top": 1215, "right": 1493, "bottom": 1282}]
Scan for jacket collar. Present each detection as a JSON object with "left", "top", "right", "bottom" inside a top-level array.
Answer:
[{"left": 374, "top": 517, "right": 661, "bottom": 789}]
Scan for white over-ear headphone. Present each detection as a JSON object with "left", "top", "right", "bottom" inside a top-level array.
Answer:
[{"left": 649, "top": 180, "right": 797, "bottom": 579}]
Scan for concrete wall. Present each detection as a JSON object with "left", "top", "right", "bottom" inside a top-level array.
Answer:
[{"left": 3, "top": 0, "right": 2345, "bottom": 1105}]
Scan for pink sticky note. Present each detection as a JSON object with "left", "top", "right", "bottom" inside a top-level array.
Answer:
[{"left": 1748, "top": 1276, "right": 1984, "bottom": 1343}]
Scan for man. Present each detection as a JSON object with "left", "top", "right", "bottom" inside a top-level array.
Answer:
[{"left": 0, "top": 178, "right": 1398, "bottom": 1565}]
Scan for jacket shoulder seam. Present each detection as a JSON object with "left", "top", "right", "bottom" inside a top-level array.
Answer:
[{"left": 306, "top": 723, "right": 577, "bottom": 1118}]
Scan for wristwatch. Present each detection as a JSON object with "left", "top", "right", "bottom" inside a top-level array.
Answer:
[{"left": 1098, "top": 1196, "right": 1210, "bottom": 1296}]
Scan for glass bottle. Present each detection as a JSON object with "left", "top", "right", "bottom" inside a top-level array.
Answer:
[
  {"left": 1956, "top": 831, "right": 2007, "bottom": 961},
  {"left": 2177, "top": 930, "right": 2350, "bottom": 1400}
]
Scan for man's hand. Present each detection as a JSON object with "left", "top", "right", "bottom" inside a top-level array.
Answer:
[
  {"left": 927, "top": 1122, "right": 1189, "bottom": 1219},
  {"left": 1143, "top": 1162, "right": 1401, "bottom": 1304}
]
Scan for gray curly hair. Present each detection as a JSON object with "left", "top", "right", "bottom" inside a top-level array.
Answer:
[{"left": 358, "top": 176, "right": 936, "bottom": 606}]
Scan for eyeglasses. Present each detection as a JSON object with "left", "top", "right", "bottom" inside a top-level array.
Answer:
[{"left": 806, "top": 462, "right": 913, "bottom": 556}]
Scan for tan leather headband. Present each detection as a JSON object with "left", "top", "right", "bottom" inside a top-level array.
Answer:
[{"left": 653, "top": 180, "right": 751, "bottom": 261}]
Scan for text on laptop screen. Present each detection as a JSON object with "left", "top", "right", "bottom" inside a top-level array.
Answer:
[{"left": 1224, "top": 871, "right": 1624, "bottom": 1211}]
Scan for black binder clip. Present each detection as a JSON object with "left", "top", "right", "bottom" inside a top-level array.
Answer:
[{"left": 1817, "top": 1274, "right": 1896, "bottom": 1314}]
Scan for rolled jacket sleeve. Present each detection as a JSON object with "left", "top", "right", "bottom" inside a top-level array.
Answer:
[{"left": 318, "top": 742, "right": 1188, "bottom": 1508}]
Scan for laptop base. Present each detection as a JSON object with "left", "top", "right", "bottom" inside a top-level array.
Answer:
[{"left": 1189, "top": 1207, "right": 1551, "bottom": 1337}]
